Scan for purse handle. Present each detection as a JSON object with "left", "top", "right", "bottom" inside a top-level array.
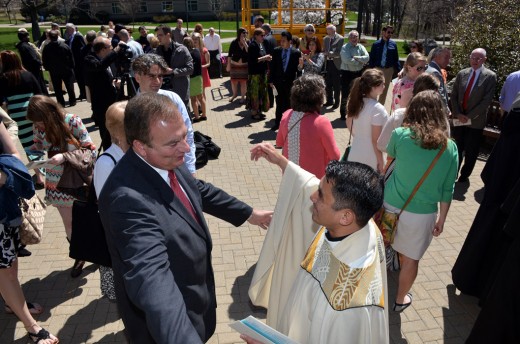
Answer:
[{"left": 397, "top": 140, "right": 447, "bottom": 217}]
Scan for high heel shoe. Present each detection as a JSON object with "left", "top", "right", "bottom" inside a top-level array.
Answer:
[{"left": 70, "top": 259, "right": 85, "bottom": 278}]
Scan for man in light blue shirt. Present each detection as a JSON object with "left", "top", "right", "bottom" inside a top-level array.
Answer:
[
  {"left": 132, "top": 54, "right": 196, "bottom": 174},
  {"left": 339, "top": 30, "right": 369, "bottom": 119},
  {"left": 499, "top": 69, "right": 520, "bottom": 114}
]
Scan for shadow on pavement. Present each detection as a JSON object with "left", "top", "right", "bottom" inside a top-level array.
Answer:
[
  {"left": 442, "top": 284, "right": 480, "bottom": 343},
  {"left": 228, "top": 264, "right": 266, "bottom": 322},
  {"left": 453, "top": 181, "right": 470, "bottom": 201}
]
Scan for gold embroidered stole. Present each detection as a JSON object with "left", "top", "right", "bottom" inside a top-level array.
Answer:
[{"left": 300, "top": 226, "right": 385, "bottom": 310}]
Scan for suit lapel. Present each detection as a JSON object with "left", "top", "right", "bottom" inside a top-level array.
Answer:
[
  {"left": 174, "top": 169, "right": 212, "bottom": 242},
  {"left": 127, "top": 150, "right": 211, "bottom": 243}
]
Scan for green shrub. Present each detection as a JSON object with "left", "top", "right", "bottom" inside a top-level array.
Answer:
[{"left": 450, "top": 0, "right": 520, "bottom": 98}]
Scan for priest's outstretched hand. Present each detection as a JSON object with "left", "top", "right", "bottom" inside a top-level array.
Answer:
[{"left": 250, "top": 143, "right": 288, "bottom": 172}]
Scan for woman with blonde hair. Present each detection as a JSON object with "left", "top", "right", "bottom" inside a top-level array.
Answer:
[
  {"left": 392, "top": 52, "right": 427, "bottom": 110},
  {"left": 384, "top": 90, "right": 458, "bottom": 312},
  {"left": 26, "top": 95, "right": 96, "bottom": 278},
  {"left": 346, "top": 68, "right": 388, "bottom": 172},
  {"left": 93, "top": 101, "right": 129, "bottom": 301},
  {"left": 191, "top": 32, "right": 211, "bottom": 101},
  {"left": 183, "top": 37, "right": 206, "bottom": 122}
]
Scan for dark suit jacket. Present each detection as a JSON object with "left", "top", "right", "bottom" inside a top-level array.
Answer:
[
  {"left": 156, "top": 41, "right": 194, "bottom": 102},
  {"left": 269, "top": 47, "right": 300, "bottom": 86},
  {"left": 368, "top": 38, "right": 401, "bottom": 71},
  {"left": 99, "top": 148, "right": 253, "bottom": 343},
  {"left": 83, "top": 51, "right": 118, "bottom": 115},
  {"left": 68, "top": 33, "right": 86, "bottom": 66},
  {"left": 42, "top": 40, "right": 74, "bottom": 73},
  {"left": 322, "top": 33, "right": 344, "bottom": 69},
  {"left": 451, "top": 66, "right": 497, "bottom": 129},
  {"left": 426, "top": 61, "right": 448, "bottom": 106},
  {"left": 15, "top": 41, "right": 41, "bottom": 75}
]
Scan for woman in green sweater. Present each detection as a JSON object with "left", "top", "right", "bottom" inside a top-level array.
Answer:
[{"left": 384, "top": 90, "right": 458, "bottom": 312}]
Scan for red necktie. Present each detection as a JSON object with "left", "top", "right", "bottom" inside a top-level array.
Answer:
[
  {"left": 168, "top": 171, "right": 200, "bottom": 224},
  {"left": 463, "top": 71, "right": 476, "bottom": 111}
]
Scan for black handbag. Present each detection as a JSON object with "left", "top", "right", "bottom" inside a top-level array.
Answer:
[
  {"left": 341, "top": 119, "right": 353, "bottom": 162},
  {"left": 194, "top": 131, "right": 221, "bottom": 169},
  {"left": 69, "top": 153, "right": 115, "bottom": 267}
]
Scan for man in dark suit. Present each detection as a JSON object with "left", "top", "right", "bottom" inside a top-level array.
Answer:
[
  {"left": 66, "top": 23, "right": 86, "bottom": 100},
  {"left": 83, "top": 36, "right": 121, "bottom": 150},
  {"left": 269, "top": 31, "right": 301, "bottom": 131},
  {"left": 426, "top": 47, "right": 451, "bottom": 107},
  {"left": 15, "top": 29, "right": 48, "bottom": 95},
  {"left": 99, "top": 93, "right": 271, "bottom": 343},
  {"left": 450, "top": 48, "right": 497, "bottom": 183},
  {"left": 368, "top": 25, "right": 401, "bottom": 106},
  {"left": 322, "top": 25, "right": 344, "bottom": 109},
  {"left": 42, "top": 30, "right": 76, "bottom": 107},
  {"left": 155, "top": 24, "right": 194, "bottom": 109}
]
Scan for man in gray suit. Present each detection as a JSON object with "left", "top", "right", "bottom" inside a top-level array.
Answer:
[
  {"left": 450, "top": 48, "right": 497, "bottom": 183},
  {"left": 155, "top": 24, "right": 194, "bottom": 108},
  {"left": 99, "top": 93, "right": 272, "bottom": 343},
  {"left": 426, "top": 47, "right": 451, "bottom": 106},
  {"left": 323, "top": 25, "right": 344, "bottom": 109}
]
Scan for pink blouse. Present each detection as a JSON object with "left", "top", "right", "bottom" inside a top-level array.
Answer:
[{"left": 276, "top": 110, "right": 340, "bottom": 178}]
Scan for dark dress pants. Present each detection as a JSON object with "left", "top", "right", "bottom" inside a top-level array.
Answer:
[
  {"left": 208, "top": 50, "right": 222, "bottom": 78},
  {"left": 325, "top": 61, "right": 341, "bottom": 106},
  {"left": 453, "top": 126, "right": 484, "bottom": 179},
  {"left": 274, "top": 80, "right": 291, "bottom": 127},
  {"left": 340, "top": 70, "right": 362, "bottom": 118},
  {"left": 50, "top": 69, "right": 76, "bottom": 107}
]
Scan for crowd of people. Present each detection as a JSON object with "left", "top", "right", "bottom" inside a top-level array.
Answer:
[{"left": 1, "top": 17, "right": 518, "bottom": 344}]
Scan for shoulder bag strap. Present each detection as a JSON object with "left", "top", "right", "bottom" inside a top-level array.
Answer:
[
  {"left": 287, "top": 111, "right": 307, "bottom": 135},
  {"left": 398, "top": 141, "right": 447, "bottom": 217},
  {"left": 87, "top": 152, "right": 117, "bottom": 204},
  {"left": 347, "top": 118, "right": 354, "bottom": 145}
]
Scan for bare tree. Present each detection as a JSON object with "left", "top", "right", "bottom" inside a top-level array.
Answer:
[
  {"left": 118, "top": 0, "right": 142, "bottom": 27},
  {"left": 208, "top": 0, "right": 226, "bottom": 33},
  {"left": 21, "top": 0, "right": 48, "bottom": 41},
  {"left": 2, "top": 0, "right": 18, "bottom": 24}
]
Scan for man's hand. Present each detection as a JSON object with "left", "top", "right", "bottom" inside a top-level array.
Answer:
[
  {"left": 250, "top": 143, "right": 288, "bottom": 171},
  {"left": 247, "top": 209, "right": 273, "bottom": 229},
  {"left": 165, "top": 67, "right": 174, "bottom": 75},
  {"left": 457, "top": 114, "right": 469, "bottom": 123}
]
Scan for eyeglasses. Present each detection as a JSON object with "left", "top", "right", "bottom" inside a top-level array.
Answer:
[
  {"left": 469, "top": 56, "right": 483, "bottom": 61},
  {"left": 145, "top": 73, "right": 163, "bottom": 79},
  {"left": 415, "top": 65, "right": 427, "bottom": 72},
  {"left": 386, "top": 31, "right": 394, "bottom": 34}
]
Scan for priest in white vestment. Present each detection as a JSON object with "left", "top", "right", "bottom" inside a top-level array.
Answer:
[{"left": 246, "top": 143, "right": 389, "bottom": 344}]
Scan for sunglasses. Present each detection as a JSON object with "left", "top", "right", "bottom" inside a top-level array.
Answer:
[
  {"left": 304, "top": 29, "right": 314, "bottom": 32},
  {"left": 386, "top": 31, "right": 394, "bottom": 34}
]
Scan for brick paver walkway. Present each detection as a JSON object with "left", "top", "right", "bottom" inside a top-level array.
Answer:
[{"left": 1, "top": 78, "right": 483, "bottom": 343}]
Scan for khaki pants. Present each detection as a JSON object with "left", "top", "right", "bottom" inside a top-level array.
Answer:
[{"left": 377, "top": 67, "right": 395, "bottom": 107}]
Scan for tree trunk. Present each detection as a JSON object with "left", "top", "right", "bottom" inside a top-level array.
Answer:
[
  {"left": 29, "top": 8, "right": 41, "bottom": 41},
  {"left": 357, "top": 0, "right": 363, "bottom": 34}
]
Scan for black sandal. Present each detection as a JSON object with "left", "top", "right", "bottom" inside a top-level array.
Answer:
[
  {"left": 27, "top": 328, "right": 57, "bottom": 344},
  {"left": 393, "top": 293, "right": 413, "bottom": 312}
]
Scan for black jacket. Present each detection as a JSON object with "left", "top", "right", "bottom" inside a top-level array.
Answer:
[{"left": 42, "top": 41, "right": 75, "bottom": 72}]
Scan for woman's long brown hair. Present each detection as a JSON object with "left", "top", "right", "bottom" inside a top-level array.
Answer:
[
  {"left": 0, "top": 50, "right": 25, "bottom": 88},
  {"left": 403, "top": 90, "right": 448, "bottom": 149},
  {"left": 347, "top": 68, "right": 384, "bottom": 118},
  {"left": 26, "top": 95, "right": 80, "bottom": 151}
]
